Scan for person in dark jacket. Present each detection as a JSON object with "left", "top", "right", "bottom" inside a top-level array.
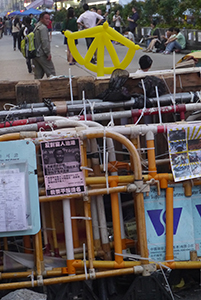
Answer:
[
  {"left": 61, "top": 7, "right": 78, "bottom": 65},
  {"left": 19, "top": 16, "right": 34, "bottom": 73},
  {"left": 32, "top": 12, "right": 56, "bottom": 79},
  {"left": 127, "top": 7, "right": 139, "bottom": 38}
]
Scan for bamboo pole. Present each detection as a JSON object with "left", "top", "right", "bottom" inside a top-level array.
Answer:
[
  {"left": 110, "top": 180, "right": 123, "bottom": 265},
  {"left": 49, "top": 202, "right": 60, "bottom": 257},
  {"left": 166, "top": 187, "right": 174, "bottom": 261}
]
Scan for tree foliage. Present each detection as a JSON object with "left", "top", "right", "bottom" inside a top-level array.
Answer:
[{"left": 53, "top": 0, "right": 201, "bottom": 28}]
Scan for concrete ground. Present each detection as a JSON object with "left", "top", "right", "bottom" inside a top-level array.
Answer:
[{"left": 0, "top": 31, "right": 186, "bottom": 81}]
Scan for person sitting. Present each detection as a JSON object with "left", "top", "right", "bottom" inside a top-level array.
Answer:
[
  {"left": 123, "top": 27, "right": 135, "bottom": 43},
  {"left": 163, "top": 27, "right": 186, "bottom": 54},
  {"left": 143, "top": 20, "right": 160, "bottom": 52},
  {"left": 136, "top": 55, "right": 153, "bottom": 73}
]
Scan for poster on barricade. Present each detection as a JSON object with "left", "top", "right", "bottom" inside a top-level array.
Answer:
[
  {"left": 167, "top": 123, "right": 201, "bottom": 181},
  {"left": 40, "top": 138, "right": 85, "bottom": 196}
]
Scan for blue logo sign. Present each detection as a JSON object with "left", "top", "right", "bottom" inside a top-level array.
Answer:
[
  {"left": 147, "top": 208, "right": 182, "bottom": 236},
  {"left": 196, "top": 205, "right": 201, "bottom": 217}
]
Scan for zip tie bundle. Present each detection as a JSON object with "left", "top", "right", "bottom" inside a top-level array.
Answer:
[
  {"left": 69, "top": 68, "right": 74, "bottom": 104},
  {"left": 196, "top": 91, "right": 201, "bottom": 102},
  {"left": 71, "top": 216, "right": 92, "bottom": 220},
  {"left": 162, "top": 75, "right": 176, "bottom": 113},
  {"left": 82, "top": 90, "right": 87, "bottom": 122},
  {"left": 105, "top": 151, "right": 109, "bottom": 194},
  {"left": 28, "top": 271, "right": 34, "bottom": 287},
  {"left": 155, "top": 86, "right": 162, "bottom": 124},
  {"left": 190, "top": 91, "right": 194, "bottom": 102},
  {"left": 83, "top": 243, "right": 88, "bottom": 280},
  {"left": 87, "top": 99, "right": 95, "bottom": 120},
  {"left": 80, "top": 166, "right": 93, "bottom": 172},
  {"left": 103, "top": 128, "right": 106, "bottom": 172},
  {"left": 107, "top": 109, "right": 114, "bottom": 127},
  {"left": 159, "top": 265, "right": 175, "bottom": 300},
  {"left": 135, "top": 79, "right": 147, "bottom": 125},
  {"left": 179, "top": 75, "right": 183, "bottom": 90}
]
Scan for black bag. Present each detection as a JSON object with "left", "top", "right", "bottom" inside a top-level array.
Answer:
[
  {"left": 138, "top": 76, "right": 167, "bottom": 98},
  {"left": 97, "top": 69, "right": 131, "bottom": 102}
]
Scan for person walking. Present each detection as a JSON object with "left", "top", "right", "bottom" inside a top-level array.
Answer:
[
  {"left": 12, "top": 17, "right": 21, "bottom": 50},
  {"left": 127, "top": 7, "right": 139, "bottom": 39},
  {"left": 77, "top": 3, "right": 103, "bottom": 62},
  {"left": 19, "top": 16, "right": 34, "bottom": 73},
  {"left": 5, "top": 17, "right": 11, "bottom": 35},
  {"left": 32, "top": 12, "right": 56, "bottom": 79},
  {"left": 0, "top": 18, "right": 4, "bottom": 39},
  {"left": 62, "top": 7, "right": 78, "bottom": 65},
  {"left": 47, "top": 17, "right": 52, "bottom": 41}
]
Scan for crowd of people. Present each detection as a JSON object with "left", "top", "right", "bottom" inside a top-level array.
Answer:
[
  {"left": 142, "top": 22, "right": 186, "bottom": 54},
  {"left": 0, "top": 4, "right": 187, "bottom": 80}
]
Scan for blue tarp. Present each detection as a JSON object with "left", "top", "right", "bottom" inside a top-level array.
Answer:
[{"left": 21, "top": 8, "right": 42, "bottom": 16}]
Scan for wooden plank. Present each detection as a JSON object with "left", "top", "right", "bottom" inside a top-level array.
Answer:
[
  {"left": 15, "top": 81, "right": 42, "bottom": 104},
  {"left": 0, "top": 81, "right": 17, "bottom": 100},
  {"left": 39, "top": 78, "right": 78, "bottom": 100},
  {"left": 77, "top": 76, "right": 95, "bottom": 99}
]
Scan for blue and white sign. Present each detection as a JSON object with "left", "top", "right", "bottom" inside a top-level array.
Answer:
[{"left": 144, "top": 185, "right": 196, "bottom": 261}]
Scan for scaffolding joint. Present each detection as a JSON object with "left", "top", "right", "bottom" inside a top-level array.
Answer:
[
  {"left": 89, "top": 268, "right": 96, "bottom": 280},
  {"left": 134, "top": 179, "right": 150, "bottom": 194},
  {"left": 37, "top": 275, "right": 44, "bottom": 286},
  {"left": 83, "top": 188, "right": 89, "bottom": 202},
  {"left": 142, "top": 264, "right": 156, "bottom": 276},
  {"left": 127, "top": 183, "right": 137, "bottom": 193}
]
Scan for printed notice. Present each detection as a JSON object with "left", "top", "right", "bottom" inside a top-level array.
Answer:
[
  {"left": 0, "top": 169, "right": 28, "bottom": 232},
  {"left": 40, "top": 138, "right": 85, "bottom": 196},
  {"left": 167, "top": 123, "right": 201, "bottom": 181}
]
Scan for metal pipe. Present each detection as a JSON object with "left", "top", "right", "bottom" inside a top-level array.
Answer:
[{"left": 63, "top": 198, "right": 75, "bottom": 274}]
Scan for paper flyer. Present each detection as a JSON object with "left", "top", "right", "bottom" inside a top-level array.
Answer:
[
  {"left": 40, "top": 138, "right": 85, "bottom": 196},
  {"left": 167, "top": 124, "right": 201, "bottom": 181}
]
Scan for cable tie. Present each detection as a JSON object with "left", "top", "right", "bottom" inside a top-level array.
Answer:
[
  {"left": 80, "top": 166, "right": 93, "bottom": 171},
  {"left": 28, "top": 271, "right": 34, "bottom": 287},
  {"left": 103, "top": 128, "right": 106, "bottom": 172},
  {"left": 83, "top": 243, "right": 88, "bottom": 280}
]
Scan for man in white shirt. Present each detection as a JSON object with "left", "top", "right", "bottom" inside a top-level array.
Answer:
[{"left": 77, "top": 3, "right": 103, "bottom": 59}]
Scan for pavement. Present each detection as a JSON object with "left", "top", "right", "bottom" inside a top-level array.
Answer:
[{"left": 0, "top": 31, "right": 186, "bottom": 81}]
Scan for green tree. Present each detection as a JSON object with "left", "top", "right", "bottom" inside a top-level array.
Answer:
[{"left": 157, "top": 0, "right": 178, "bottom": 24}]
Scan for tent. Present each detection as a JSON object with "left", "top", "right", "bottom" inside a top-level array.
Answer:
[
  {"left": 26, "top": 0, "right": 54, "bottom": 10},
  {"left": 8, "top": 10, "right": 22, "bottom": 16},
  {"left": 21, "top": 8, "right": 42, "bottom": 16}
]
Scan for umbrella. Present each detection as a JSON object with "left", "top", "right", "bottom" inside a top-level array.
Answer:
[
  {"left": 8, "top": 10, "right": 22, "bottom": 16},
  {"left": 21, "top": 8, "right": 42, "bottom": 16}
]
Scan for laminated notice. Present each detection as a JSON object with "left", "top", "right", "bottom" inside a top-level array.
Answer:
[
  {"left": 0, "top": 169, "right": 28, "bottom": 232},
  {"left": 167, "top": 123, "right": 201, "bottom": 181},
  {"left": 40, "top": 138, "right": 85, "bottom": 196}
]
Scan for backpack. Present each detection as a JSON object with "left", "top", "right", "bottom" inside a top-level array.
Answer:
[{"left": 21, "top": 31, "right": 36, "bottom": 59}]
